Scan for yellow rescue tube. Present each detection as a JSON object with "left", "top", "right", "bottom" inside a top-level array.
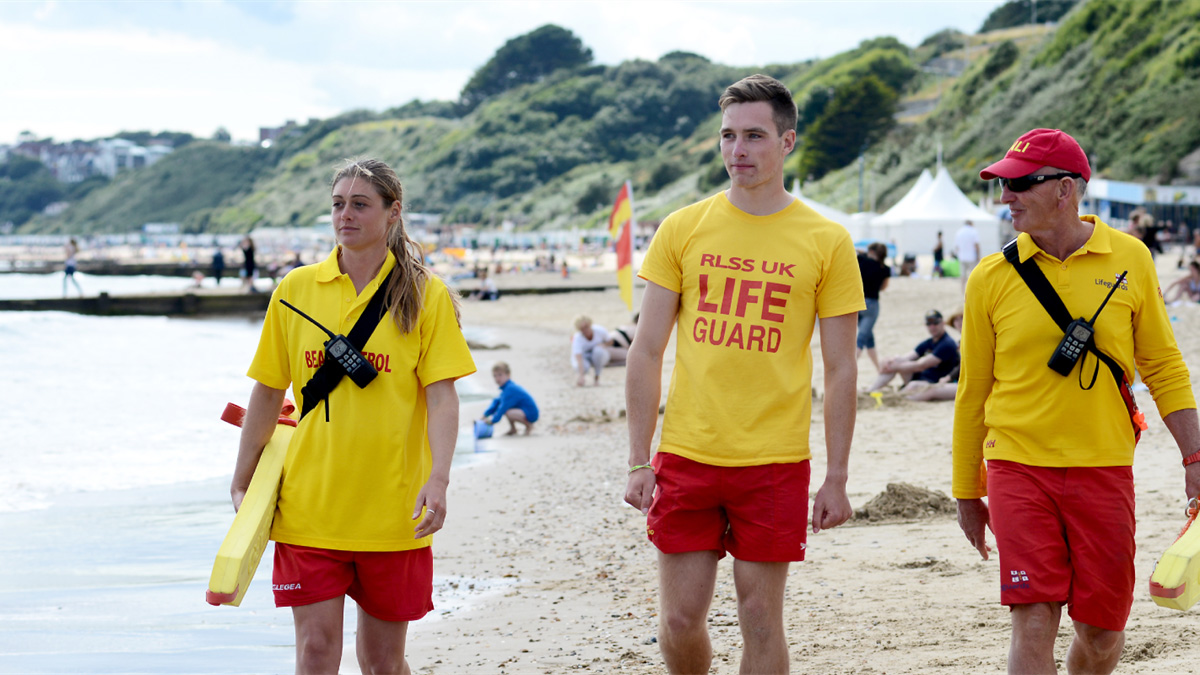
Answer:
[
  {"left": 206, "top": 401, "right": 296, "bottom": 607},
  {"left": 1149, "top": 499, "right": 1200, "bottom": 611}
]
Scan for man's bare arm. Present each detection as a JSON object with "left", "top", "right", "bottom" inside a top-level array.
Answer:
[
  {"left": 623, "top": 282, "right": 679, "bottom": 514},
  {"left": 1163, "top": 408, "right": 1200, "bottom": 499},
  {"left": 812, "top": 313, "right": 857, "bottom": 533}
]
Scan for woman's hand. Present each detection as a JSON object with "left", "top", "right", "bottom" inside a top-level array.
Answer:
[{"left": 412, "top": 475, "right": 448, "bottom": 538}]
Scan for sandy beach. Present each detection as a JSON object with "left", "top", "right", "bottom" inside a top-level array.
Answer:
[
  {"left": 414, "top": 258, "right": 1200, "bottom": 674},
  {"left": 5, "top": 254, "right": 1200, "bottom": 673}
]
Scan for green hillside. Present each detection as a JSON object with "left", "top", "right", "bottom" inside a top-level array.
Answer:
[
  {"left": 806, "top": 0, "right": 1200, "bottom": 212},
  {"left": 15, "top": 0, "right": 1200, "bottom": 235}
]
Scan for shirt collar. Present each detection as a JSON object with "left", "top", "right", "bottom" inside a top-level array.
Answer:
[
  {"left": 1014, "top": 214, "right": 1112, "bottom": 262},
  {"left": 314, "top": 246, "right": 398, "bottom": 288}
]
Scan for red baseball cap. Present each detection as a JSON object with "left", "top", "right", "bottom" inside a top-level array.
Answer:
[{"left": 979, "top": 128, "right": 1091, "bottom": 182}]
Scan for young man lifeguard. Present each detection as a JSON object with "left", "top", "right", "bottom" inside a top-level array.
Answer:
[{"left": 623, "top": 74, "right": 864, "bottom": 674}]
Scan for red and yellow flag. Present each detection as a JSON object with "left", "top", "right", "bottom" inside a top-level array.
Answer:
[{"left": 608, "top": 181, "right": 635, "bottom": 311}]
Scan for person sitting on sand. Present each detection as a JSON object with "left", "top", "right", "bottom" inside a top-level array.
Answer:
[
  {"left": 480, "top": 361, "right": 539, "bottom": 436},
  {"left": 607, "top": 314, "right": 639, "bottom": 363},
  {"left": 474, "top": 268, "right": 500, "bottom": 301},
  {"left": 1164, "top": 261, "right": 1200, "bottom": 304},
  {"left": 571, "top": 315, "right": 624, "bottom": 386},
  {"left": 903, "top": 309, "right": 963, "bottom": 401},
  {"left": 865, "top": 309, "right": 960, "bottom": 394}
]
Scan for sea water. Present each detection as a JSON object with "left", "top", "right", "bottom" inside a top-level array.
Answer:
[
  {"left": 0, "top": 307, "right": 495, "bottom": 514},
  {"left": 0, "top": 302, "right": 502, "bottom": 672},
  {"left": 0, "top": 271, "right": 255, "bottom": 300}
]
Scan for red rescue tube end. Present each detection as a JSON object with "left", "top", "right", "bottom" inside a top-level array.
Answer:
[
  {"left": 221, "top": 403, "right": 247, "bottom": 428},
  {"left": 1149, "top": 580, "right": 1185, "bottom": 599},
  {"left": 206, "top": 587, "right": 238, "bottom": 606}
]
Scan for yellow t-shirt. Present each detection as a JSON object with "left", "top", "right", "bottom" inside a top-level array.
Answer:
[
  {"left": 952, "top": 217, "right": 1195, "bottom": 499},
  {"left": 248, "top": 247, "right": 476, "bottom": 551},
  {"left": 639, "top": 192, "right": 865, "bottom": 467}
]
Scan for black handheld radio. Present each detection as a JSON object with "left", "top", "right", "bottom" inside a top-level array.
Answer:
[
  {"left": 279, "top": 299, "right": 378, "bottom": 388},
  {"left": 1048, "top": 270, "right": 1128, "bottom": 376}
]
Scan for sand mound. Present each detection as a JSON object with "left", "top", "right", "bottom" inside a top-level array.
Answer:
[
  {"left": 567, "top": 409, "right": 625, "bottom": 424},
  {"left": 854, "top": 482, "right": 955, "bottom": 522},
  {"left": 467, "top": 339, "right": 510, "bottom": 350},
  {"left": 853, "top": 389, "right": 911, "bottom": 410}
]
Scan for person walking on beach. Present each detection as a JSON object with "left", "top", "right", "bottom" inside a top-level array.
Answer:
[
  {"left": 239, "top": 235, "right": 257, "bottom": 293},
  {"left": 480, "top": 361, "right": 539, "bottom": 436},
  {"left": 933, "top": 231, "right": 945, "bottom": 277},
  {"left": 63, "top": 237, "right": 83, "bottom": 297},
  {"left": 230, "top": 158, "right": 475, "bottom": 673},
  {"left": 856, "top": 241, "right": 891, "bottom": 371},
  {"left": 954, "top": 219, "right": 980, "bottom": 293},
  {"left": 211, "top": 247, "right": 226, "bottom": 286},
  {"left": 624, "top": 74, "right": 863, "bottom": 674},
  {"left": 954, "top": 128, "right": 1200, "bottom": 674}
]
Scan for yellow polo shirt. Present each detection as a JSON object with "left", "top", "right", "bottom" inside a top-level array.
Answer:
[
  {"left": 248, "top": 247, "right": 476, "bottom": 550},
  {"left": 639, "top": 192, "right": 865, "bottom": 467},
  {"left": 952, "top": 217, "right": 1194, "bottom": 499}
]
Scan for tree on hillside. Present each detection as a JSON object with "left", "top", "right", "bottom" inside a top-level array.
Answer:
[
  {"left": 459, "top": 24, "right": 593, "bottom": 113},
  {"left": 980, "top": 0, "right": 1080, "bottom": 32},
  {"left": 798, "top": 87, "right": 833, "bottom": 130},
  {"left": 797, "top": 75, "right": 898, "bottom": 182},
  {"left": 114, "top": 130, "right": 195, "bottom": 147},
  {"left": 0, "top": 155, "right": 65, "bottom": 228},
  {"left": 982, "top": 40, "right": 1020, "bottom": 80},
  {"left": 918, "top": 29, "right": 967, "bottom": 59}
]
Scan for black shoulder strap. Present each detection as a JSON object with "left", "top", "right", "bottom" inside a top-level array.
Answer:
[
  {"left": 1001, "top": 239, "right": 1126, "bottom": 385},
  {"left": 300, "top": 269, "right": 395, "bottom": 421}
]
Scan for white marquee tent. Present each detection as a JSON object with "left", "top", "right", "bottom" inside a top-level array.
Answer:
[
  {"left": 789, "top": 181, "right": 861, "bottom": 240},
  {"left": 870, "top": 167, "right": 1002, "bottom": 258},
  {"left": 869, "top": 168, "right": 933, "bottom": 244}
]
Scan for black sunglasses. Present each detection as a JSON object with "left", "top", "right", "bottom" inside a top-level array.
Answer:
[{"left": 998, "top": 172, "right": 1083, "bottom": 192}]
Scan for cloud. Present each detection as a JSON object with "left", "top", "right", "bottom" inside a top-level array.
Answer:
[
  {"left": 0, "top": 21, "right": 333, "bottom": 141},
  {"left": 0, "top": 0, "right": 1003, "bottom": 143}
]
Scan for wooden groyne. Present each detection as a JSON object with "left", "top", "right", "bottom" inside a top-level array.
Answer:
[
  {"left": 0, "top": 291, "right": 272, "bottom": 316},
  {"left": 0, "top": 278, "right": 620, "bottom": 317}
]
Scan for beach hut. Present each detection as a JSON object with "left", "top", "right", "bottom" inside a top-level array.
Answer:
[{"left": 870, "top": 167, "right": 1001, "bottom": 259}]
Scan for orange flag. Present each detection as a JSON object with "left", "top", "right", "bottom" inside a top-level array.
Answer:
[{"left": 608, "top": 181, "right": 635, "bottom": 311}]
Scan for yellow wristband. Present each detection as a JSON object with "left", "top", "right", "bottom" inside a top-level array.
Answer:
[{"left": 628, "top": 463, "right": 654, "bottom": 474}]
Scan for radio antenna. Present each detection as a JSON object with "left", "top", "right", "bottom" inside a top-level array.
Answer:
[
  {"left": 1089, "top": 271, "right": 1128, "bottom": 325},
  {"left": 279, "top": 299, "right": 336, "bottom": 339}
]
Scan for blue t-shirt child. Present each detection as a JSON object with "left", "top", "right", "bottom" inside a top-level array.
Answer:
[{"left": 484, "top": 380, "right": 540, "bottom": 424}]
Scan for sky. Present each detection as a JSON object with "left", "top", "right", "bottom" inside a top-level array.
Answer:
[{"left": 1, "top": 0, "right": 1005, "bottom": 145}]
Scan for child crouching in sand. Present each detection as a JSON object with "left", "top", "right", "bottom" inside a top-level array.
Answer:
[{"left": 481, "top": 362, "right": 539, "bottom": 435}]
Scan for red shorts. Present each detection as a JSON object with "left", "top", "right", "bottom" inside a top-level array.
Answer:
[
  {"left": 647, "top": 452, "right": 810, "bottom": 562},
  {"left": 987, "top": 460, "right": 1135, "bottom": 631},
  {"left": 272, "top": 543, "right": 434, "bottom": 622}
]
